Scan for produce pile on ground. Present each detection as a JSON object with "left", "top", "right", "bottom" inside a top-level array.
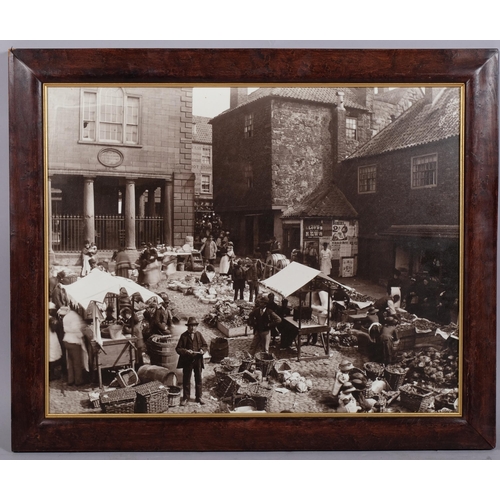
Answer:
[
  {"left": 281, "top": 371, "right": 313, "bottom": 393},
  {"left": 330, "top": 322, "right": 358, "bottom": 348},
  {"left": 203, "top": 300, "right": 253, "bottom": 329},
  {"left": 345, "top": 289, "right": 373, "bottom": 303},
  {"left": 392, "top": 347, "right": 458, "bottom": 389},
  {"left": 167, "top": 275, "right": 235, "bottom": 304}
]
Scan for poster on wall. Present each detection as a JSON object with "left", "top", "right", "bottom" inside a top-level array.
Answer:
[{"left": 341, "top": 257, "right": 355, "bottom": 277}]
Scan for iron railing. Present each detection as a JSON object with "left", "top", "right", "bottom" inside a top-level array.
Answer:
[
  {"left": 51, "top": 215, "right": 164, "bottom": 251},
  {"left": 135, "top": 217, "right": 164, "bottom": 247}
]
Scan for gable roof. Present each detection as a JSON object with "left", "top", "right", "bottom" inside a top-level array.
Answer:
[
  {"left": 193, "top": 115, "right": 212, "bottom": 143},
  {"left": 282, "top": 183, "right": 358, "bottom": 219},
  {"left": 346, "top": 87, "right": 460, "bottom": 160},
  {"left": 211, "top": 87, "right": 370, "bottom": 121}
]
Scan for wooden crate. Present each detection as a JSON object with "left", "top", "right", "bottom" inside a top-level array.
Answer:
[{"left": 217, "top": 321, "right": 248, "bottom": 338}]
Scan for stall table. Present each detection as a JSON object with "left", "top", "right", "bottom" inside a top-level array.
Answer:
[
  {"left": 90, "top": 337, "right": 137, "bottom": 389},
  {"left": 282, "top": 316, "right": 331, "bottom": 361}
]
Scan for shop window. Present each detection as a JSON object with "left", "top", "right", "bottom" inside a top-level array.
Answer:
[
  {"left": 81, "top": 88, "right": 141, "bottom": 146},
  {"left": 358, "top": 165, "right": 376, "bottom": 193},
  {"left": 201, "top": 174, "right": 211, "bottom": 194},
  {"left": 346, "top": 117, "right": 357, "bottom": 140},
  {"left": 244, "top": 113, "right": 254, "bottom": 138},
  {"left": 411, "top": 153, "right": 437, "bottom": 188}
]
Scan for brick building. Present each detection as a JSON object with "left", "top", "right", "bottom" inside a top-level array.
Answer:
[
  {"left": 47, "top": 87, "right": 195, "bottom": 263},
  {"left": 335, "top": 87, "right": 461, "bottom": 285},
  {"left": 210, "top": 87, "right": 375, "bottom": 257}
]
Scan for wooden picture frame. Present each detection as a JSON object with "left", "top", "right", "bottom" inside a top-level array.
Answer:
[{"left": 9, "top": 48, "right": 497, "bottom": 452}]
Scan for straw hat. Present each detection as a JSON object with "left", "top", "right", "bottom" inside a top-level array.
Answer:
[{"left": 339, "top": 359, "right": 354, "bottom": 372}]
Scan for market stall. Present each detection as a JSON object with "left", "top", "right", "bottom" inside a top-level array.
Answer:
[
  {"left": 261, "top": 262, "right": 345, "bottom": 361},
  {"left": 62, "top": 269, "right": 163, "bottom": 388}
]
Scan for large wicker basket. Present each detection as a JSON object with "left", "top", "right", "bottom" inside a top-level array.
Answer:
[
  {"left": 134, "top": 381, "right": 169, "bottom": 413},
  {"left": 99, "top": 387, "right": 137, "bottom": 414},
  {"left": 364, "top": 362, "right": 385, "bottom": 380},
  {"left": 384, "top": 365, "right": 408, "bottom": 390},
  {"left": 399, "top": 384, "right": 434, "bottom": 412},
  {"left": 255, "top": 352, "right": 275, "bottom": 378}
]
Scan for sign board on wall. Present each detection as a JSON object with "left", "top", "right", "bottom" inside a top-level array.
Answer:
[{"left": 341, "top": 257, "right": 355, "bottom": 278}]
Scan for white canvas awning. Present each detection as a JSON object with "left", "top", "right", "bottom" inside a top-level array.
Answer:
[
  {"left": 62, "top": 269, "right": 163, "bottom": 311},
  {"left": 261, "top": 262, "right": 352, "bottom": 298},
  {"left": 261, "top": 262, "right": 320, "bottom": 297}
]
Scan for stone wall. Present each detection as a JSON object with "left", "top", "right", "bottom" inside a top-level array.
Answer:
[
  {"left": 271, "top": 99, "right": 334, "bottom": 207},
  {"left": 47, "top": 87, "right": 191, "bottom": 179}
]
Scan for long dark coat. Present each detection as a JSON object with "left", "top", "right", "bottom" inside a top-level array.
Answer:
[{"left": 176, "top": 330, "right": 208, "bottom": 369}]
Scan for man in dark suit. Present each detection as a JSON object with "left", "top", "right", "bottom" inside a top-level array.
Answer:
[
  {"left": 176, "top": 317, "right": 208, "bottom": 406},
  {"left": 247, "top": 295, "right": 282, "bottom": 356}
]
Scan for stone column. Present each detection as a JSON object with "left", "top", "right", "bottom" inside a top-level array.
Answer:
[
  {"left": 163, "top": 180, "right": 173, "bottom": 246},
  {"left": 83, "top": 176, "right": 95, "bottom": 244},
  {"left": 124, "top": 178, "right": 136, "bottom": 250}
]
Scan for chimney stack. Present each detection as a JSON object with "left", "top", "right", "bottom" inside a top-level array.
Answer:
[
  {"left": 230, "top": 88, "right": 248, "bottom": 109},
  {"left": 424, "top": 87, "right": 444, "bottom": 105}
]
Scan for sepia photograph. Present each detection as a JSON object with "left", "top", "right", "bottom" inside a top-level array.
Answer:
[{"left": 46, "top": 84, "right": 462, "bottom": 417}]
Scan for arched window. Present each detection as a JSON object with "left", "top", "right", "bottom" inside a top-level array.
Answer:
[{"left": 81, "top": 88, "right": 141, "bottom": 145}]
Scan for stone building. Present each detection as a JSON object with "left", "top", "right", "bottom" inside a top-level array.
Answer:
[
  {"left": 47, "top": 87, "right": 195, "bottom": 263},
  {"left": 335, "top": 87, "right": 461, "bottom": 285},
  {"left": 192, "top": 115, "right": 214, "bottom": 237},
  {"left": 210, "top": 87, "right": 375, "bottom": 257}
]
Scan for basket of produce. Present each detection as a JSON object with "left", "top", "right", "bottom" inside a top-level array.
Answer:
[
  {"left": 214, "top": 365, "right": 232, "bottom": 384},
  {"left": 220, "top": 356, "right": 242, "bottom": 373},
  {"left": 255, "top": 352, "right": 275, "bottom": 378},
  {"left": 364, "top": 362, "right": 385, "bottom": 380},
  {"left": 384, "top": 365, "right": 408, "bottom": 390},
  {"left": 399, "top": 384, "right": 435, "bottom": 412},
  {"left": 99, "top": 387, "right": 137, "bottom": 414},
  {"left": 134, "top": 381, "right": 169, "bottom": 413}
]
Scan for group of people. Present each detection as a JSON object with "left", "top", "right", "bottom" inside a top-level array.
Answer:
[
  {"left": 48, "top": 272, "right": 175, "bottom": 387},
  {"left": 355, "top": 300, "right": 401, "bottom": 366}
]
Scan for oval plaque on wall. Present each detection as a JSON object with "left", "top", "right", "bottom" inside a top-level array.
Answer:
[{"left": 97, "top": 148, "right": 124, "bottom": 168}]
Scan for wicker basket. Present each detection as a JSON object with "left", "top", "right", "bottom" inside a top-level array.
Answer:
[
  {"left": 272, "top": 361, "right": 292, "bottom": 381},
  {"left": 134, "top": 381, "right": 169, "bottom": 413},
  {"left": 116, "top": 368, "right": 139, "bottom": 388},
  {"left": 384, "top": 365, "right": 408, "bottom": 390},
  {"left": 364, "top": 362, "right": 385, "bottom": 380},
  {"left": 255, "top": 352, "right": 275, "bottom": 378},
  {"left": 220, "top": 357, "right": 242, "bottom": 373},
  {"left": 100, "top": 387, "right": 137, "bottom": 414},
  {"left": 215, "top": 372, "right": 241, "bottom": 398},
  {"left": 399, "top": 384, "right": 435, "bottom": 412},
  {"left": 167, "top": 386, "right": 181, "bottom": 407}
]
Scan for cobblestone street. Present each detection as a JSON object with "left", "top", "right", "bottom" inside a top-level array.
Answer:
[{"left": 49, "top": 268, "right": 373, "bottom": 416}]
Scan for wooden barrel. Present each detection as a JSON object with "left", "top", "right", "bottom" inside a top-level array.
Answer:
[
  {"left": 147, "top": 335, "right": 178, "bottom": 370},
  {"left": 210, "top": 337, "right": 229, "bottom": 363},
  {"left": 137, "top": 364, "right": 173, "bottom": 384},
  {"left": 265, "top": 253, "right": 290, "bottom": 277}
]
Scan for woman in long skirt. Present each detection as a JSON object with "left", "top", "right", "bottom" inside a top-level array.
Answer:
[{"left": 219, "top": 243, "right": 235, "bottom": 275}]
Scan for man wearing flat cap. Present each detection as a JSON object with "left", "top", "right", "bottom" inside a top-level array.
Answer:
[{"left": 176, "top": 317, "right": 208, "bottom": 406}]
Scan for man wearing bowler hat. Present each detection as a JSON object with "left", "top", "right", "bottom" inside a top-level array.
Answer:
[{"left": 176, "top": 317, "right": 208, "bottom": 406}]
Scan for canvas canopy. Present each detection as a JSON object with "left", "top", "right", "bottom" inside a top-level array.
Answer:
[
  {"left": 62, "top": 269, "right": 163, "bottom": 311},
  {"left": 261, "top": 262, "right": 350, "bottom": 298}
]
